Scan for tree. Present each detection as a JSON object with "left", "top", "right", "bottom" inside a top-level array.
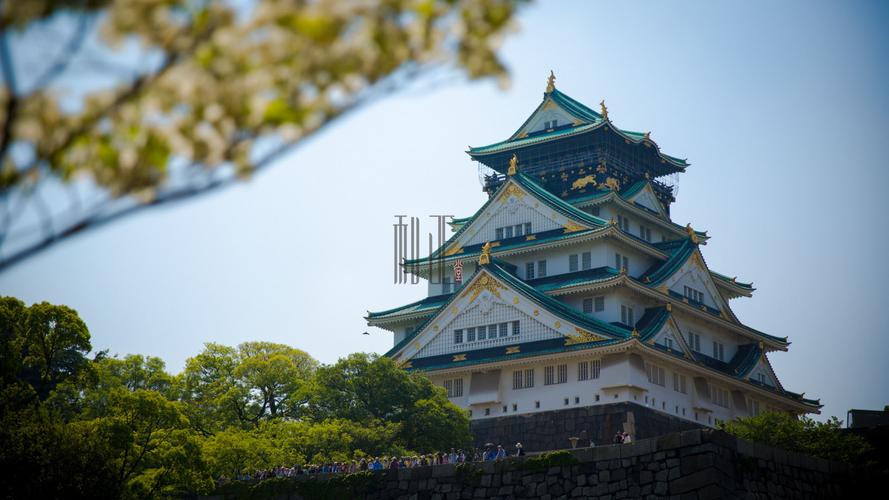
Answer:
[
  {"left": 719, "top": 411, "right": 871, "bottom": 463},
  {"left": 180, "top": 341, "right": 318, "bottom": 431},
  {"left": 0, "top": 0, "right": 524, "bottom": 271},
  {"left": 309, "top": 352, "right": 471, "bottom": 452}
]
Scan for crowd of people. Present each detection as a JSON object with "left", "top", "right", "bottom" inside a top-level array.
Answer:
[
  {"left": 222, "top": 443, "right": 528, "bottom": 483},
  {"left": 223, "top": 432, "right": 635, "bottom": 484}
]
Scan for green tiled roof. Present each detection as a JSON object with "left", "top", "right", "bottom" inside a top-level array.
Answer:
[
  {"left": 367, "top": 293, "right": 452, "bottom": 320},
  {"left": 469, "top": 88, "right": 688, "bottom": 168},
  {"left": 711, "top": 270, "right": 754, "bottom": 290}
]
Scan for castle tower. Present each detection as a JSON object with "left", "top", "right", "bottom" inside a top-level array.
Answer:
[{"left": 367, "top": 75, "right": 820, "bottom": 448}]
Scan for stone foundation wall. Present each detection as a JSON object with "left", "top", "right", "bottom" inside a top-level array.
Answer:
[
  {"left": 469, "top": 402, "right": 702, "bottom": 452},
  {"left": 207, "top": 428, "right": 863, "bottom": 499}
]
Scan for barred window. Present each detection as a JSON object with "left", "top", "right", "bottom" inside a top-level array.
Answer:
[
  {"left": 444, "top": 378, "right": 463, "bottom": 398},
  {"left": 524, "top": 368, "right": 535, "bottom": 388},
  {"left": 557, "top": 364, "right": 567, "bottom": 384},
  {"left": 525, "top": 262, "right": 535, "bottom": 279},
  {"left": 583, "top": 298, "right": 593, "bottom": 314},
  {"left": 544, "top": 365, "right": 555, "bottom": 386},
  {"left": 454, "top": 329, "right": 463, "bottom": 344},
  {"left": 673, "top": 372, "right": 687, "bottom": 394},
  {"left": 582, "top": 252, "right": 592, "bottom": 270},
  {"left": 646, "top": 363, "right": 666, "bottom": 387},
  {"left": 712, "top": 386, "right": 730, "bottom": 408},
  {"left": 569, "top": 254, "right": 579, "bottom": 272},
  {"left": 512, "top": 320, "right": 520, "bottom": 336},
  {"left": 579, "top": 359, "right": 601, "bottom": 380},
  {"left": 512, "top": 370, "right": 523, "bottom": 390},
  {"left": 498, "top": 323, "right": 508, "bottom": 337}
]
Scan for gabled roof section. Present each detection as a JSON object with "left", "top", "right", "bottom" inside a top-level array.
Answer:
[
  {"left": 621, "top": 181, "right": 667, "bottom": 218},
  {"left": 467, "top": 87, "right": 688, "bottom": 171},
  {"left": 642, "top": 238, "right": 698, "bottom": 286},
  {"left": 508, "top": 88, "right": 603, "bottom": 140},
  {"left": 408, "top": 172, "right": 607, "bottom": 264},
  {"left": 386, "top": 258, "right": 635, "bottom": 360}
]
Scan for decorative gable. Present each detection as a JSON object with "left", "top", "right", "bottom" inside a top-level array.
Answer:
[
  {"left": 512, "top": 97, "right": 580, "bottom": 138},
  {"left": 747, "top": 357, "right": 781, "bottom": 389},
  {"left": 664, "top": 251, "right": 733, "bottom": 318},
  {"left": 391, "top": 269, "right": 614, "bottom": 365},
  {"left": 447, "top": 178, "right": 594, "bottom": 251},
  {"left": 626, "top": 183, "right": 666, "bottom": 217},
  {"left": 647, "top": 315, "right": 694, "bottom": 359}
]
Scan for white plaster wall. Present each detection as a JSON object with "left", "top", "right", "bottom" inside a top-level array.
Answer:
[
  {"left": 463, "top": 200, "right": 561, "bottom": 247},
  {"left": 429, "top": 352, "right": 789, "bottom": 429}
]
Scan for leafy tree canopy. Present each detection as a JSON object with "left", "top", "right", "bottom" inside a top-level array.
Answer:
[
  {"left": 0, "top": 0, "right": 524, "bottom": 270},
  {"left": 719, "top": 411, "right": 871, "bottom": 463}
]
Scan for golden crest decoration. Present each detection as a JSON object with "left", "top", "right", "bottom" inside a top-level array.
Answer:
[
  {"left": 460, "top": 273, "right": 505, "bottom": 304},
  {"left": 571, "top": 175, "right": 597, "bottom": 191},
  {"left": 565, "top": 327, "right": 607, "bottom": 345}
]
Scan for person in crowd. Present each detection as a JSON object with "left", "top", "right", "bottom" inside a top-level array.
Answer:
[
  {"left": 613, "top": 430, "right": 624, "bottom": 444},
  {"left": 622, "top": 431, "right": 632, "bottom": 443},
  {"left": 495, "top": 444, "right": 506, "bottom": 460},
  {"left": 514, "top": 442, "right": 525, "bottom": 456}
]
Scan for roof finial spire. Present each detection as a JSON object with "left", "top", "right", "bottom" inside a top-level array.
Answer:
[
  {"left": 507, "top": 153, "right": 518, "bottom": 176},
  {"left": 546, "top": 70, "right": 556, "bottom": 93},
  {"left": 479, "top": 241, "right": 492, "bottom": 265},
  {"left": 600, "top": 100, "right": 609, "bottom": 121}
]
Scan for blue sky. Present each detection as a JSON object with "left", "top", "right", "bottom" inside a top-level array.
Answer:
[{"left": 2, "top": 0, "right": 887, "bottom": 421}]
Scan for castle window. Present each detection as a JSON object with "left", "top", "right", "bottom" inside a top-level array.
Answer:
[
  {"left": 444, "top": 378, "right": 463, "bottom": 398},
  {"left": 514, "top": 224, "right": 524, "bottom": 237},
  {"left": 495, "top": 228, "right": 503, "bottom": 240},
  {"left": 617, "top": 214, "right": 630, "bottom": 231},
  {"left": 558, "top": 364, "right": 568, "bottom": 384},
  {"left": 712, "top": 386, "right": 730, "bottom": 408},
  {"left": 485, "top": 408, "right": 490, "bottom": 416},
  {"left": 583, "top": 298, "right": 593, "bottom": 314},
  {"left": 564, "top": 398, "right": 570, "bottom": 406},
  {"left": 621, "top": 304, "right": 635, "bottom": 326},
  {"left": 575, "top": 397, "right": 580, "bottom": 404},
  {"left": 712, "top": 341, "right": 725, "bottom": 361},
  {"left": 524, "top": 222, "right": 532, "bottom": 235},
  {"left": 544, "top": 365, "right": 555, "bottom": 385},
  {"left": 640, "top": 225, "right": 652, "bottom": 242},
  {"left": 683, "top": 285, "right": 704, "bottom": 304},
  {"left": 502, "top": 405, "right": 507, "bottom": 413},
  {"left": 688, "top": 331, "right": 701, "bottom": 352},
  {"left": 499, "top": 323, "right": 508, "bottom": 337},
  {"left": 535, "top": 401, "right": 540, "bottom": 409},
  {"left": 646, "top": 362, "right": 666, "bottom": 386},
  {"left": 582, "top": 252, "right": 592, "bottom": 270},
  {"left": 537, "top": 260, "right": 547, "bottom": 277},
  {"left": 615, "top": 253, "right": 629, "bottom": 272},
  {"left": 454, "top": 329, "right": 463, "bottom": 344},
  {"left": 504, "top": 226, "right": 513, "bottom": 238},
  {"left": 467, "top": 327, "right": 476, "bottom": 342},
  {"left": 664, "top": 336, "right": 674, "bottom": 350},
  {"left": 524, "top": 368, "right": 535, "bottom": 388},
  {"left": 512, "top": 320, "right": 520, "bottom": 336},
  {"left": 512, "top": 403, "right": 517, "bottom": 412},
  {"left": 512, "top": 370, "right": 523, "bottom": 389},
  {"left": 477, "top": 325, "right": 487, "bottom": 341},
  {"left": 569, "top": 254, "right": 579, "bottom": 272},
  {"left": 757, "top": 372, "right": 768, "bottom": 385},
  {"left": 673, "top": 373, "right": 687, "bottom": 394},
  {"left": 525, "top": 262, "right": 535, "bottom": 279},
  {"left": 442, "top": 277, "right": 451, "bottom": 294}
]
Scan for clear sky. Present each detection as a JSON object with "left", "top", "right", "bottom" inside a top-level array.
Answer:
[{"left": 2, "top": 0, "right": 888, "bottom": 422}]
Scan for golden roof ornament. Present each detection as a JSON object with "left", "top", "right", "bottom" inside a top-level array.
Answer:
[
  {"left": 479, "top": 241, "right": 492, "bottom": 265},
  {"left": 545, "top": 70, "right": 556, "bottom": 93},
  {"left": 632, "top": 327, "right": 639, "bottom": 338},
  {"left": 758, "top": 341, "right": 764, "bottom": 350},
  {"left": 644, "top": 131, "right": 651, "bottom": 140},
  {"left": 600, "top": 100, "right": 609, "bottom": 121},
  {"left": 507, "top": 153, "right": 518, "bottom": 176},
  {"left": 685, "top": 223, "right": 698, "bottom": 244}
]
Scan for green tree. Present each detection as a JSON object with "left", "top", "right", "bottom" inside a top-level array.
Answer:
[
  {"left": 309, "top": 352, "right": 471, "bottom": 452},
  {"left": 719, "top": 411, "right": 870, "bottom": 463},
  {"left": 0, "top": 0, "right": 523, "bottom": 271},
  {"left": 180, "top": 341, "right": 318, "bottom": 432}
]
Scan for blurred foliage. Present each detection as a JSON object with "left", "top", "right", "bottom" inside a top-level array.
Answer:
[
  {"left": 0, "top": 297, "right": 472, "bottom": 497},
  {"left": 718, "top": 410, "right": 871, "bottom": 463},
  {"left": 0, "top": 0, "right": 525, "bottom": 268}
]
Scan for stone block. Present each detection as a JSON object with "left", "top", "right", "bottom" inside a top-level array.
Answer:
[
  {"left": 592, "top": 445, "right": 621, "bottom": 461},
  {"left": 656, "top": 432, "right": 682, "bottom": 451},
  {"left": 679, "top": 429, "right": 701, "bottom": 447},
  {"left": 432, "top": 464, "right": 456, "bottom": 478},
  {"left": 620, "top": 438, "right": 653, "bottom": 458},
  {"left": 668, "top": 469, "right": 717, "bottom": 494},
  {"left": 640, "top": 470, "right": 653, "bottom": 484}
]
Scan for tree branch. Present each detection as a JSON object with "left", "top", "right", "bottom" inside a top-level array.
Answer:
[{"left": 0, "top": 29, "right": 19, "bottom": 161}]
